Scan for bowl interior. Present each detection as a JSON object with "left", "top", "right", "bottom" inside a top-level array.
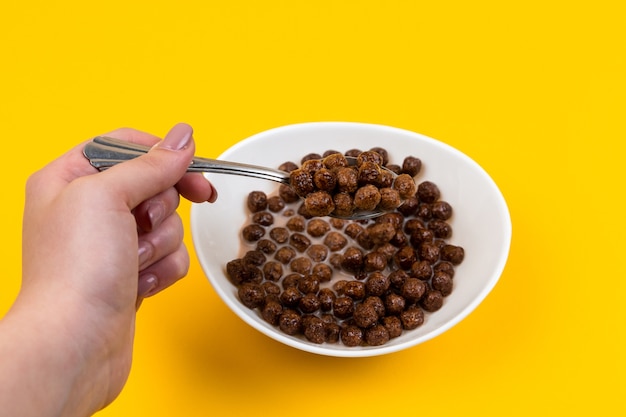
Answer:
[{"left": 191, "top": 122, "right": 511, "bottom": 357}]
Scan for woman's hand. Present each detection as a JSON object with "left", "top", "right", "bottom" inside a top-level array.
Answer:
[{"left": 0, "top": 123, "right": 216, "bottom": 416}]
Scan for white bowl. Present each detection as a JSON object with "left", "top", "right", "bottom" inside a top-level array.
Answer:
[{"left": 191, "top": 122, "right": 511, "bottom": 357}]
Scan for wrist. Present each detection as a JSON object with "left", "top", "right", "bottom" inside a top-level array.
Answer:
[{"left": 0, "top": 292, "right": 116, "bottom": 416}]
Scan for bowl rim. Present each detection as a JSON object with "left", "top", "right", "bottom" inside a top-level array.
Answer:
[{"left": 191, "top": 121, "right": 512, "bottom": 357}]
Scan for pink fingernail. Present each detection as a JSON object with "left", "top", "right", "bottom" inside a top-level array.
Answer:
[
  {"left": 207, "top": 183, "right": 218, "bottom": 203},
  {"left": 138, "top": 241, "right": 153, "bottom": 268},
  {"left": 158, "top": 123, "right": 193, "bottom": 151},
  {"left": 138, "top": 274, "right": 158, "bottom": 298}
]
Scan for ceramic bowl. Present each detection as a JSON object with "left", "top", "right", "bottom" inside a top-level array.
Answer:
[{"left": 191, "top": 122, "right": 511, "bottom": 357}]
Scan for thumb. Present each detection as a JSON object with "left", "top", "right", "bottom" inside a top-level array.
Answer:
[{"left": 97, "top": 123, "right": 195, "bottom": 210}]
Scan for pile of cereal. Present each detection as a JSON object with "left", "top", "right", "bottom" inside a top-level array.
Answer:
[
  {"left": 288, "top": 150, "right": 416, "bottom": 218},
  {"left": 226, "top": 148, "right": 464, "bottom": 347}
]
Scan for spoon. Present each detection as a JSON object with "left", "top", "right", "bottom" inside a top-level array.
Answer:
[{"left": 83, "top": 136, "right": 396, "bottom": 220}]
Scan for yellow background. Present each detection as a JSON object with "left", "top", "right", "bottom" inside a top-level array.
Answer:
[{"left": 1, "top": 1, "right": 624, "bottom": 415}]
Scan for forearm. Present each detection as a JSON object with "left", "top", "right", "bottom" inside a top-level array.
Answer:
[{"left": 0, "top": 296, "right": 103, "bottom": 417}]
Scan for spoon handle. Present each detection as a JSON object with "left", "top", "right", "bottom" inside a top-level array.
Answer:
[{"left": 83, "top": 136, "right": 291, "bottom": 185}]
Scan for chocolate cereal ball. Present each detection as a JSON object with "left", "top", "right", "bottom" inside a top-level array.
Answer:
[
  {"left": 289, "top": 233, "right": 311, "bottom": 252},
  {"left": 400, "top": 305, "right": 425, "bottom": 330},
  {"left": 432, "top": 271, "right": 454, "bottom": 296},
  {"left": 385, "top": 292, "right": 406, "bottom": 315},
  {"left": 299, "top": 293, "right": 321, "bottom": 314},
  {"left": 247, "top": 191, "right": 268, "bottom": 212},
  {"left": 402, "top": 156, "right": 422, "bottom": 177},
  {"left": 242, "top": 224, "right": 265, "bottom": 242},
  {"left": 332, "top": 192, "right": 354, "bottom": 218},
  {"left": 344, "top": 223, "right": 364, "bottom": 239},
  {"left": 289, "top": 169, "right": 315, "bottom": 198},
  {"left": 302, "top": 316, "right": 327, "bottom": 343},
  {"left": 394, "top": 245, "right": 417, "bottom": 270},
  {"left": 401, "top": 278, "right": 427, "bottom": 304},
  {"left": 290, "top": 257, "right": 312, "bottom": 275},
  {"left": 340, "top": 247, "right": 364, "bottom": 273},
  {"left": 278, "top": 184, "right": 300, "bottom": 204},
  {"left": 369, "top": 147, "right": 389, "bottom": 165},
  {"left": 297, "top": 274, "right": 320, "bottom": 294},
  {"left": 420, "top": 290, "right": 444, "bottom": 312},
  {"left": 262, "top": 300, "right": 283, "bottom": 325},
  {"left": 301, "top": 154, "right": 323, "bottom": 165},
  {"left": 324, "top": 231, "right": 348, "bottom": 252},
  {"left": 333, "top": 296, "right": 355, "bottom": 319},
  {"left": 279, "top": 286, "right": 302, "bottom": 307},
  {"left": 318, "top": 288, "right": 336, "bottom": 311},
  {"left": 367, "top": 222, "right": 396, "bottom": 246},
  {"left": 397, "top": 196, "right": 419, "bottom": 216},
  {"left": 393, "top": 174, "right": 417, "bottom": 199},
  {"left": 313, "top": 168, "right": 337, "bottom": 192},
  {"left": 428, "top": 219, "right": 452, "bottom": 239},
  {"left": 306, "top": 244, "right": 328, "bottom": 262},
  {"left": 344, "top": 148, "right": 362, "bottom": 158},
  {"left": 354, "top": 303, "right": 379, "bottom": 328},
  {"left": 417, "top": 181, "right": 441, "bottom": 203},
  {"left": 410, "top": 260, "right": 433, "bottom": 281},
  {"left": 286, "top": 215, "right": 306, "bottom": 232},
  {"left": 336, "top": 167, "right": 359, "bottom": 193},
  {"left": 252, "top": 211, "right": 274, "bottom": 226},
  {"left": 279, "top": 309, "right": 302, "bottom": 335},
  {"left": 324, "top": 321, "right": 342, "bottom": 343},
  {"left": 342, "top": 281, "right": 366, "bottom": 300},
  {"left": 434, "top": 261, "right": 456, "bottom": 278},
  {"left": 269, "top": 227, "right": 289, "bottom": 244},
  {"left": 441, "top": 244, "right": 465, "bottom": 265},
  {"left": 323, "top": 153, "right": 349, "bottom": 170},
  {"left": 274, "top": 246, "right": 296, "bottom": 264},
  {"left": 304, "top": 191, "right": 335, "bottom": 217},
  {"left": 357, "top": 150, "right": 384, "bottom": 167},
  {"left": 307, "top": 218, "right": 330, "bottom": 237},
  {"left": 311, "top": 263, "right": 333, "bottom": 282},
  {"left": 363, "top": 296, "right": 386, "bottom": 319},
  {"left": 262, "top": 261, "right": 283, "bottom": 281},
  {"left": 267, "top": 195, "right": 286, "bottom": 212},
  {"left": 365, "top": 324, "right": 390, "bottom": 346},
  {"left": 243, "top": 250, "right": 266, "bottom": 266},
  {"left": 238, "top": 282, "right": 265, "bottom": 309},
  {"left": 279, "top": 161, "right": 299, "bottom": 172},
  {"left": 420, "top": 242, "right": 441, "bottom": 264},
  {"left": 383, "top": 316, "right": 403, "bottom": 338},
  {"left": 365, "top": 272, "right": 390, "bottom": 296},
  {"left": 357, "top": 161, "right": 382, "bottom": 185},
  {"left": 388, "top": 269, "right": 410, "bottom": 290},
  {"left": 363, "top": 251, "right": 387, "bottom": 272},
  {"left": 432, "top": 201, "right": 453, "bottom": 220},
  {"left": 378, "top": 187, "right": 402, "bottom": 210},
  {"left": 341, "top": 324, "right": 364, "bottom": 347},
  {"left": 353, "top": 184, "right": 381, "bottom": 211}
]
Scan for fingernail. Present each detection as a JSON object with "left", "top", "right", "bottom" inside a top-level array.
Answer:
[
  {"left": 158, "top": 123, "right": 193, "bottom": 151},
  {"left": 138, "top": 274, "right": 158, "bottom": 298},
  {"left": 138, "top": 241, "right": 153, "bottom": 268},
  {"left": 207, "top": 183, "right": 218, "bottom": 203},
  {"left": 147, "top": 200, "right": 166, "bottom": 230}
]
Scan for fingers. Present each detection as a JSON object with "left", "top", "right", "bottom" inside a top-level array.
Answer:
[
  {"left": 94, "top": 123, "right": 218, "bottom": 209},
  {"left": 136, "top": 212, "right": 190, "bottom": 302},
  {"left": 133, "top": 188, "right": 180, "bottom": 233},
  {"left": 176, "top": 173, "right": 218, "bottom": 203},
  {"left": 137, "top": 213, "right": 184, "bottom": 270},
  {"left": 137, "top": 245, "right": 190, "bottom": 300},
  {"left": 92, "top": 123, "right": 194, "bottom": 210}
]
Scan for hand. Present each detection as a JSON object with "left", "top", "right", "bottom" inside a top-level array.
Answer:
[{"left": 0, "top": 123, "right": 216, "bottom": 416}]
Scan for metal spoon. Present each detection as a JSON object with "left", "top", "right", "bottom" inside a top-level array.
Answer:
[{"left": 83, "top": 136, "right": 395, "bottom": 220}]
